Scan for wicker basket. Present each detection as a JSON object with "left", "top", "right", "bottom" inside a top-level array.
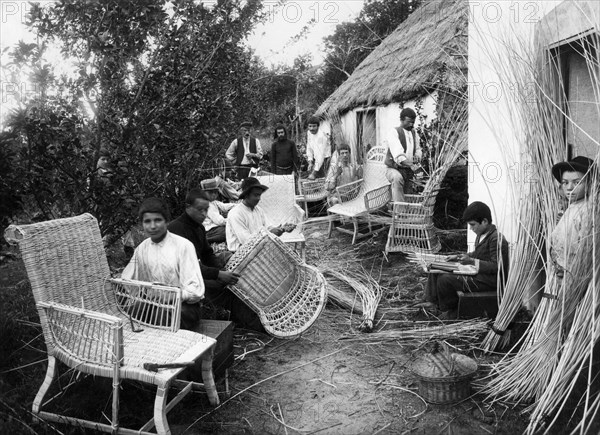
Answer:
[{"left": 411, "top": 352, "right": 478, "bottom": 404}]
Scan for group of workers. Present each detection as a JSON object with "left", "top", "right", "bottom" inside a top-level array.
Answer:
[{"left": 117, "top": 108, "right": 596, "bottom": 331}]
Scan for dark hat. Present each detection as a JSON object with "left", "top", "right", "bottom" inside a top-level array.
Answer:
[
  {"left": 240, "top": 121, "right": 253, "bottom": 128},
  {"left": 138, "top": 197, "right": 170, "bottom": 221},
  {"left": 551, "top": 156, "right": 594, "bottom": 182},
  {"left": 200, "top": 178, "right": 219, "bottom": 191},
  {"left": 239, "top": 177, "right": 268, "bottom": 199}
]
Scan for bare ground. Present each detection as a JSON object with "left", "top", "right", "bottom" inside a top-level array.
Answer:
[{"left": 0, "top": 221, "right": 531, "bottom": 435}]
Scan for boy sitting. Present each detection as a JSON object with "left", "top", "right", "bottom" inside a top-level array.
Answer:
[
  {"left": 419, "top": 201, "right": 509, "bottom": 319},
  {"left": 200, "top": 178, "right": 237, "bottom": 243}
]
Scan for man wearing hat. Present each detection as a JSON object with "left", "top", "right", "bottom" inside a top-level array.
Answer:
[
  {"left": 200, "top": 178, "right": 236, "bottom": 243},
  {"left": 225, "top": 121, "right": 264, "bottom": 180},
  {"left": 550, "top": 156, "right": 595, "bottom": 278},
  {"left": 226, "top": 177, "right": 294, "bottom": 252},
  {"left": 306, "top": 115, "right": 331, "bottom": 180}
]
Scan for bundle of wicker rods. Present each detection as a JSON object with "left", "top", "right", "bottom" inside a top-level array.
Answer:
[
  {"left": 321, "top": 268, "right": 382, "bottom": 332},
  {"left": 340, "top": 318, "right": 488, "bottom": 344},
  {"left": 472, "top": 17, "right": 600, "bottom": 434}
]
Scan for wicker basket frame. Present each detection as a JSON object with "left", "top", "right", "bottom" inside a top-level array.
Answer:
[{"left": 225, "top": 230, "right": 327, "bottom": 338}]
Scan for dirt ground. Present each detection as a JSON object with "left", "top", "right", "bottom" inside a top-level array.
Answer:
[{"left": 0, "top": 221, "right": 533, "bottom": 435}]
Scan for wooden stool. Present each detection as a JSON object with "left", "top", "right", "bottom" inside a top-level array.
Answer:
[
  {"left": 194, "top": 319, "right": 234, "bottom": 394},
  {"left": 457, "top": 291, "right": 498, "bottom": 319}
]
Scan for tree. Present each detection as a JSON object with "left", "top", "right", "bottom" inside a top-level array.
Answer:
[
  {"left": 2, "top": 0, "right": 267, "bottom": 241},
  {"left": 319, "top": 0, "right": 422, "bottom": 96}
]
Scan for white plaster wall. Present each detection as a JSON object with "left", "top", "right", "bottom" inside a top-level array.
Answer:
[
  {"left": 468, "top": 0, "right": 562, "bottom": 246},
  {"left": 325, "top": 93, "right": 438, "bottom": 163}
]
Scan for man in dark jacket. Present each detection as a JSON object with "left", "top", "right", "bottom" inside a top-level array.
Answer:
[
  {"left": 420, "top": 201, "right": 509, "bottom": 319},
  {"left": 168, "top": 189, "right": 264, "bottom": 331},
  {"left": 168, "top": 189, "right": 239, "bottom": 306},
  {"left": 270, "top": 124, "right": 299, "bottom": 175}
]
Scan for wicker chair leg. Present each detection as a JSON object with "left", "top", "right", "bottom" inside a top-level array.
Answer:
[
  {"left": 327, "top": 215, "right": 334, "bottom": 238},
  {"left": 351, "top": 219, "right": 359, "bottom": 245},
  {"left": 201, "top": 353, "right": 220, "bottom": 406},
  {"left": 153, "top": 385, "right": 170, "bottom": 434},
  {"left": 32, "top": 355, "right": 57, "bottom": 421}
]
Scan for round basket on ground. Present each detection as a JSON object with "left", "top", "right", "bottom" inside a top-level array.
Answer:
[{"left": 411, "top": 352, "right": 478, "bottom": 404}]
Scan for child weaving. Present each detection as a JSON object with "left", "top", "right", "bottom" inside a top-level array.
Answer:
[{"left": 418, "top": 201, "right": 509, "bottom": 320}]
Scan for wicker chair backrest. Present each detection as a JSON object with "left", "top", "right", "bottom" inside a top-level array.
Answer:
[
  {"left": 362, "top": 148, "right": 390, "bottom": 194},
  {"left": 256, "top": 174, "right": 299, "bottom": 226},
  {"left": 4, "top": 214, "right": 115, "bottom": 313}
]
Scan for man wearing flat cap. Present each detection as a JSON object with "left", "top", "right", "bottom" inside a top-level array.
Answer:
[
  {"left": 226, "top": 177, "right": 294, "bottom": 252},
  {"left": 225, "top": 121, "right": 264, "bottom": 180},
  {"left": 200, "top": 178, "right": 236, "bottom": 243}
]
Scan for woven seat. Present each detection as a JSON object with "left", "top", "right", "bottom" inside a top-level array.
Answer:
[
  {"left": 4, "top": 214, "right": 219, "bottom": 435},
  {"left": 224, "top": 230, "right": 328, "bottom": 338},
  {"left": 256, "top": 173, "right": 307, "bottom": 260},
  {"left": 327, "top": 146, "right": 391, "bottom": 244}
]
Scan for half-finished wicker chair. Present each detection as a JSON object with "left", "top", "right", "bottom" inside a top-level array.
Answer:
[
  {"left": 297, "top": 177, "right": 328, "bottom": 215},
  {"left": 256, "top": 173, "right": 307, "bottom": 260},
  {"left": 385, "top": 164, "right": 449, "bottom": 254},
  {"left": 327, "top": 145, "right": 391, "bottom": 244},
  {"left": 4, "top": 213, "right": 219, "bottom": 435},
  {"left": 224, "top": 230, "right": 327, "bottom": 338}
]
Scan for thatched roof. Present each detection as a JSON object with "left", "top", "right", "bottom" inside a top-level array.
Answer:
[{"left": 316, "top": 0, "right": 467, "bottom": 117}]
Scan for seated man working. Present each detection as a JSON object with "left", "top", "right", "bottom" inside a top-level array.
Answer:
[
  {"left": 121, "top": 197, "right": 205, "bottom": 330},
  {"left": 168, "top": 188, "right": 264, "bottom": 331},
  {"left": 419, "top": 201, "right": 509, "bottom": 320},
  {"left": 325, "top": 143, "right": 362, "bottom": 206},
  {"left": 200, "top": 178, "right": 236, "bottom": 244},
  {"left": 226, "top": 177, "right": 295, "bottom": 252},
  {"left": 384, "top": 107, "right": 422, "bottom": 202}
]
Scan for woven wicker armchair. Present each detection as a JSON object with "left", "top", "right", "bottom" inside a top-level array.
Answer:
[
  {"left": 224, "top": 230, "right": 327, "bottom": 338},
  {"left": 327, "top": 145, "right": 391, "bottom": 244},
  {"left": 4, "top": 214, "right": 219, "bottom": 435},
  {"left": 385, "top": 185, "right": 442, "bottom": 254},
  {"left": 256, "top": 174, "right": 307, "bottom": 259}
]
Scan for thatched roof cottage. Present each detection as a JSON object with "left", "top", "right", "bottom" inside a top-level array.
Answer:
[{"left": 315, "top": 0, "right": 467, "bottom": 160}]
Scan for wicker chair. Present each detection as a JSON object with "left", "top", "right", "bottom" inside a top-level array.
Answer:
[
  {"left": 297, "top": 177, "right": 328, "bottom": 215},
  {"left": 327, "top": 145, "right": 391, "bottom": 244},
  {"left": 256, "top": 173, "right": 307, "bottom": 260},
  {"left": 385, "top": 184, "right": 442, "bottom": 254},
  {"left": 4, "top": 214, "right": 219, "bottom": 435},
  {"left": 224, "top": 230, "right": 327, "bottom": 338}
]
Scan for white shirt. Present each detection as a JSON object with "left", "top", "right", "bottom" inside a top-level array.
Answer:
[
  {"left": 387, "top": 127, "right": 421, "bottom": 165},
  {"left": 226, "top": 137, "right": 264, "bottom": 165},
  {"left": 226, "top": 203, "right": 272, "bottom": 252},
  {"left": 306, "top": 129, "right": 331, "bottom": 171},
  {"left": 121, "top": 231, "right": 204, "bottom": 302},
  {"left": 203, "top": 200, "right": 237, "bottom": 232}
]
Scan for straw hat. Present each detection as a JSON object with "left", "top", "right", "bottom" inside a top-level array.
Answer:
[
  {"left": 200, "top": 178, "right": 219, "bottom": 191},
  {"left": 551, "top": 156, "right": 594, "bottom": 182},
  {"left": 239, "top": 177, "right": 268, "bottom": 199}
]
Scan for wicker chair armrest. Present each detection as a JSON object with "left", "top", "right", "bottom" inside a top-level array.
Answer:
[
  {"left": 364, "top": 184, "right": 392, "bottom": 211},
  {"left": 335, "top": 179, "right": 363, "bottom": 203},
  {"left": 403, "top": 194, "right": 425, "bottom": 203},
  {"left": 108, "top": 278, "right": 182, "bottom": 332},
  {"left": 37, "top": 301, "right": 123, "bottom": 368}
]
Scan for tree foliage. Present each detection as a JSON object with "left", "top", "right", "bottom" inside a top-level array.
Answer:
[
  {"left": 2, "top": 0, "right": 266, "bottom": 240},
  {"left": 319, "top": 0, "right": 422, "bottom": 96}
]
